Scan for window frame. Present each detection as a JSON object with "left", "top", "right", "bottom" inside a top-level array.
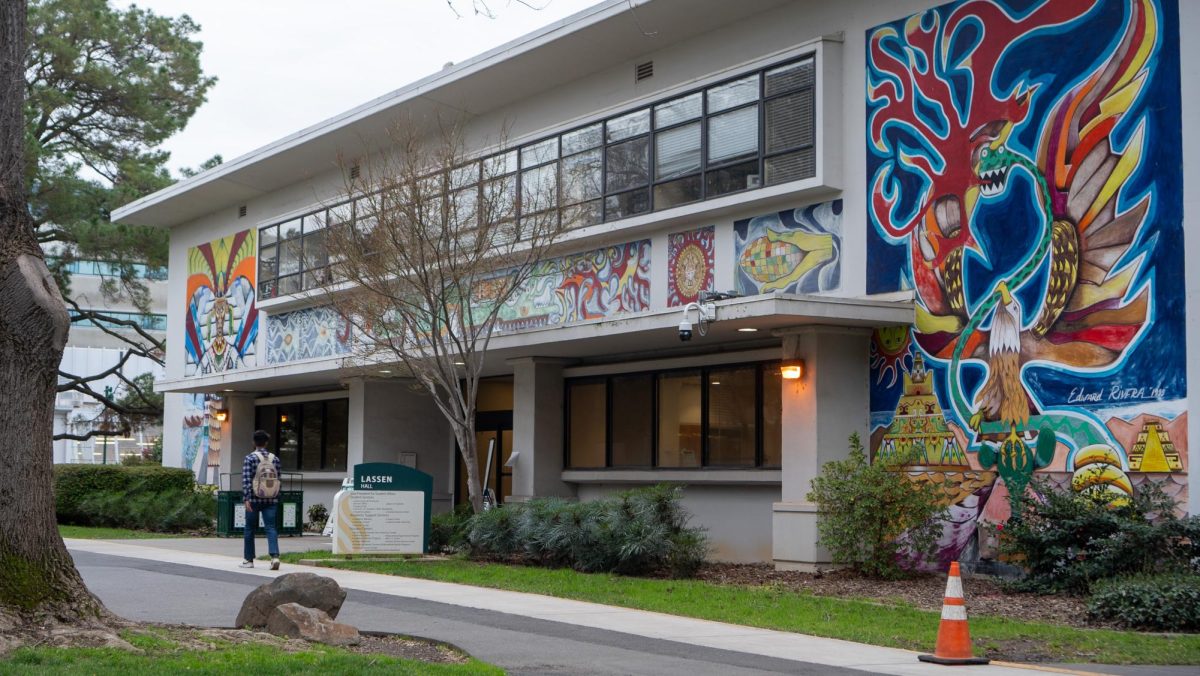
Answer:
[
  {"left": 564, "top": 361, "right": 781, "bottom": 470},
  {"left": 255, "top": 53, "right": 817, "bottom": 300}
]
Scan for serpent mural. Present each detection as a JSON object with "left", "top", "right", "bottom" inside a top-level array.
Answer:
[{"left": 866, "top": 0, "right": 1186, "bottom": 565}]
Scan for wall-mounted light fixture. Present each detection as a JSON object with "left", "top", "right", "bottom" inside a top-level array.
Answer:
[
  {"left": 280, "top": 413, "right": 289, "bottom": 424},
  {"left": 213, "top": 409, "right": 228, "bottom": 422},
  {"left": 780, "top": 359, "right": 805, "bottom": 380}
]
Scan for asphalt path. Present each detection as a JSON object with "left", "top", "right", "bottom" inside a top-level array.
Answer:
[{"left": 72, "top": 549, "right": 876, "bottom": 676}]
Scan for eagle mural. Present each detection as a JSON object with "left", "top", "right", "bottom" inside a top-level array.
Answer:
[{"left": 866, "top": 0, "right": 1186, "bottom": 563}]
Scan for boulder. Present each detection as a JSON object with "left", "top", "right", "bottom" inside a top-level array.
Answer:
[
  {"left": 235, "top": 572, "right": 347, "bottom": 628},
  {"left": 266, "top": 603, "right": 360, "bottom": 646}
]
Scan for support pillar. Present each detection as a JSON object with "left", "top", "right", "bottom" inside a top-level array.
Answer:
[
  {"left": 345, "top": 376, "right": 367, "bottom": 470},
  {"left": 222, "top": 393, "right": 257, "bottom": 486},
  {"left": 509, "top": 357, "right": 574, "bottom": 501},
  {"left": 772, "top": 326, "right": 871, "bottom": 571}
]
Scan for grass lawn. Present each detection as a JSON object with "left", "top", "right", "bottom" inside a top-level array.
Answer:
[
  {"left": 0, "top": 628, "right": 502, "bottom": 675},
  {"left": 58, "top": 525, "right": 190, "bottom": 540},
  {"left": 280, "top": 550, "right": 1200, "bottom": 665}
]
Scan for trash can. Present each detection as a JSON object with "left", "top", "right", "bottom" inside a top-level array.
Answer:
[{"left": 215, "top": 472, "right": 304, "bottom": 537}]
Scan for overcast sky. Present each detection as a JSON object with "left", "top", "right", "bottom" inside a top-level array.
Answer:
[{"left": 131, "top": 0, "right": 602, "bottom": 175}]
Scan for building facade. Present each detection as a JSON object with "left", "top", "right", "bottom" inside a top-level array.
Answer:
[
  {"left": 114, "top": 0, "right": 1198, "bottom": 568},
  {"left": 52, "top": 258, "right": 167, "bottom": 465}
]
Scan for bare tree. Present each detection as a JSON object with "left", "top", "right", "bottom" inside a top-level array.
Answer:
[
  {"left": 0, "top": 0, "right": 109, "bottom": 627},
  {"left": 322, "top": 118, "right": 567, "bottom": 512}
]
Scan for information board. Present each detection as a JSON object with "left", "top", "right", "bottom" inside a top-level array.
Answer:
[{"left": 332, "top": 491, "right": 425, "bottom": 554}]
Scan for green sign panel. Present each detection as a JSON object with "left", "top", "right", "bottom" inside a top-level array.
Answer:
[{"left": 351, "top": 463, "right": 433, "bottom": 552}]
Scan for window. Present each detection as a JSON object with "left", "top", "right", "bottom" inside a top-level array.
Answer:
[
  {"left": 69, "top": 310, "right": 167, "bottom": 332},
  {"left": 657, "top": 371, "right": 701, "bottom": 467},
  {"left": 257, "top": 54, "right": 817, "bottom": 298},
  {"left": 257, "top": 201, "right": 350, "bottom": 300},
  {"left": 566, "top": 362, "right": 782, "bottom": 469},
  {"left": 610, "top": 374, "right": 654, "bottom": 467},
  {"left": 255, "top": 397, "right": 348, "bottom": 471},
  {"left": 567, "top": 380, "right": 606, "bottom": 468},
  {"left": 706, "top": 366, "right": 756, "bottom": 466}
]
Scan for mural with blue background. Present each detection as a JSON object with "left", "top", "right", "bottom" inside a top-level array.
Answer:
[{"left": 865, "top": 0, "right": 1186, "bottom": 565}]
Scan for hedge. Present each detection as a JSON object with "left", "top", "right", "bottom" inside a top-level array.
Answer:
[
  {"left": 54, "top": 465, "right": 207, "bottom": 530},
  {"left": 1088, "top": 574, "right": 1200, "bottom": 631}
]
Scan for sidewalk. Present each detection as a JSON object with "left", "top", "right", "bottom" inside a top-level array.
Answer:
[{"left": 64, "top": 537, "right": 1179, "bottom": 676}]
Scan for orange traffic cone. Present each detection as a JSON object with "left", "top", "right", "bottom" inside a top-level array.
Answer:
[{"left": 918, "top": 562, "right": 989, "bottom": 665}]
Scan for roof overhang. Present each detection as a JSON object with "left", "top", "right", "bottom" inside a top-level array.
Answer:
[
  {"left": 112, "top": 0, "right": 793, "bottom": 229},
  {"left": 157, "top": 292, "right": 913, "bottom": 395}
]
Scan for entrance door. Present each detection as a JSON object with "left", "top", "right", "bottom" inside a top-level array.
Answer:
[
  {"left": 456, "top": 375, "right": 515, "bottom": 507},
  {"left": 457, "top": 411, "right": 513, "bottom": 506}
]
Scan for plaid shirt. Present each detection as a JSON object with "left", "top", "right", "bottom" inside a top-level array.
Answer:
[{"left": 242, "top": 448, "right": 282, "bottom": 508}]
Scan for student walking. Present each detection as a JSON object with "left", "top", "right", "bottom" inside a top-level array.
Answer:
[{"left": 241, "top": 429, "right": 282, "bottom": 570}]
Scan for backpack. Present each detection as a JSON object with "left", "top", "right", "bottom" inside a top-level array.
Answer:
[{"left": 251, "top": 450, "right": 281, "bottom": 500}]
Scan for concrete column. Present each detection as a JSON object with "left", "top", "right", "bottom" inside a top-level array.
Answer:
[
  {"left": 223, "top": 393, "right": 257, "bottom": 487},
  {"left": 509, "top": 357, "right": 574, "bottom": 501},
  {"left": 345, "top": 377, "right": 367, "bottom": 470},
  {"left": 772, "top": 326, "right": 871, "bottom": 571}
]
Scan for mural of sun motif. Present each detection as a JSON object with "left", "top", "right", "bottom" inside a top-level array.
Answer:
[
  {"left": 871, "top": 326, "right": 911, "bottom": 388},
  {"left": 668, "top": 226, "right": 714, "bottom": 306}
]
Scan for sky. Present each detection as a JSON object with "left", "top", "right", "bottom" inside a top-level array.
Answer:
[{"left": 131, "top": 0, "right": 604, "bottom": 175}]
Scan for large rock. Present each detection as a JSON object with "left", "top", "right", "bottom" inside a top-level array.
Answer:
[
  {"left": 266, "top": 603, "right": 360, "bottom": 646},
  {"left": 236, "top": 572, "right": 347, "bottom": 628}
]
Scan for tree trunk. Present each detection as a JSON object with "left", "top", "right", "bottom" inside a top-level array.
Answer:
[
  {"left": 456, "top": 421, "right": 484, "bottom": 513},
  {"left": 0, "top": 0, "right": 108, "bottom": 625}
]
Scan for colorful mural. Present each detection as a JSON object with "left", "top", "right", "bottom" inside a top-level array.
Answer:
[
  {"left": 181, "top": 393, "right": 221, "bottom": 485},
  {"left": 185, "top": 230, "right": 258, "bottom": 376},
  {"left": 266, "top": 306, "right": 353, "bottom": 365},
  {"left": 866, "top": 0, "right": 1186, "bottom": 565},
  {"left": 734, "top": 200, "right": 841, "bottom": 296},
  {"left": 668, "top": 226, "right": 714, "bottom": 307},
  {"left": 491, "top": 240, "right": 651, "bottom": 332}
]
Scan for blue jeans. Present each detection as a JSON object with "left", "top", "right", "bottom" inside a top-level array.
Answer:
[{"left": 243, "top": 502, "right": 279, "bottom": 561}]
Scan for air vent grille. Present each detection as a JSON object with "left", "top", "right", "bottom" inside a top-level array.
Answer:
[
  {"left": 237, "top": 205, "right": 247, "bottom": 218},
  {"left": 635, "top": 61, "right": 653, "bottom": 82},
  {"left": 349, "top": 165, "right": 361, "bottom": 180}
]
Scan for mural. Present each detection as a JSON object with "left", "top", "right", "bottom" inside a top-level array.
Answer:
[
  {"left": 668, "top": 226, "right": 715, "bottom": 306},
  {"left": 491, "top": 239, "right": 651, "bottom": 332},
  {"left": 734, "top": 200, "right": 841, "bottom": 296},
  {"left": 181, "top": 393, "right": 221, "bottom": 485},
  {"left": 266, "top": 306, "right": 353, "bottom": 365},
  {"left": 866, "top": 0, "right": 1186, "bottom": 565},
  {"left": 185, "top": 230, "right": 258, "bottom": 376}
]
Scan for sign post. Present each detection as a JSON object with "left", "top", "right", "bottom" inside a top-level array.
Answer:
[{"left": 331, "top": 462, "right": 433, "bottom": 555}]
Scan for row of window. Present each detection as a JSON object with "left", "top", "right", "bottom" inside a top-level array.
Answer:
[
  {"left": 567, "top": 362, "right": 782, "bottom": 469},
  {"left": 255, "top": 399, "right": 349, "bottom": 472},
  {"left": 257, "top": 54, "right": 817, "bottom": 300},
  {"left": 70, "top": 310, "right": 168, "bottom": 332},
  {"left": 52, "top": 258, "right": 168, "bottom": 281}
]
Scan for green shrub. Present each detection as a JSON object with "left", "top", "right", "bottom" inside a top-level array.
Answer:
[
  {"left": 806, "top": 433, "right": 947, "bottom": 579},
  {"left": 465, "top": 485, "right": 708, "bottom": 578},
  {"left": 1002, "top": 479, "right": 1197, "bottom": 595},
  {"left": 307, "top": 504, "right": 329, "bottom": 531},
  {"left": 75, "top": 490, "right": 215, "bottom": 532},
  {"left": 467, "top": 503, "right": 522, "bottom": 558},
  {"left": 1088, "top": 574, "right": 1200, "bottom": 631},
  {"left": 54, "top": 465, "right": 210, "bottom": 532},
  {"left": 429, "top": 505, "right": 472, "bottom": 553}
]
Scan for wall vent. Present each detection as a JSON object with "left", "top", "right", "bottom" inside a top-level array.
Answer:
[
  {"left": 635, "top": 61, "right": 653, "bottom": 82},
  {"left": 237, "top": 205, "right": 247, "bottom": 218},
  {"left": 349, "top": 165, "right": 361, "bottom": 180}
]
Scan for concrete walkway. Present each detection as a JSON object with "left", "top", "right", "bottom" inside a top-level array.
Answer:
[{"left": 63, "top": 537, "right": 1177, "bottom": 676}]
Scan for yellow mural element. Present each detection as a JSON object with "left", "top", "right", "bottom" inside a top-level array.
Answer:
[
  {"left": 877, "top": 354, "right": 968, "bottom": 469},
  {"left": 1071, "top": 443, "right": 1133, "bottom": 507},
  {"left": 1128, "top": 421, "right": 1183, "bottom": 472}
]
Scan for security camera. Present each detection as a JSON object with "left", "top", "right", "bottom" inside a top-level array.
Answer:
[{"left": 678, "top": 318, "right": 693, "bottom": 342}]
